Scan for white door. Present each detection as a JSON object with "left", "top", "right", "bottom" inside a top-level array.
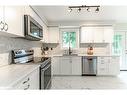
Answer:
[
  {"left": 81, "top": 27, "right": 94, "bottom": 43},
  {"left": 60, "top": 57, "right": 72, "bottom": 75},
  {"left": 93, "top": 27, "right": 104, "bottom": 43},
  {"left": 52, "top": 57, "right": 60, "bottom": 75},
  {"left": 112, "top": 31, "right": 127, "bottom": 70},
  {"left": 71, "top": 57, "right": 81, "bottom": 75},
  {"left": 4, "top": 6, "right": 24, "bottom": 36}
]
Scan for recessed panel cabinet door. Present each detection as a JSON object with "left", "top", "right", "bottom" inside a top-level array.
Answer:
[
  {"left": 72, "top": 57, "right": 81, "bottom": 75},
  {"left": 4, "top": 6, "right": 24, "bottom": 36},
  {"left": 81, "top": 27, "right": 94, "bottom": 43},
  {"left": 52, "top": 57, "right": 60, "bottom": 75},
  {"left": 60, "top": 57, "right": 72, "bottom": 75}
]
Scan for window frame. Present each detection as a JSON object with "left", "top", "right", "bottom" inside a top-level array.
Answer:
[{"left": 60, "top": 28, "right": 79, "bottom": 50}]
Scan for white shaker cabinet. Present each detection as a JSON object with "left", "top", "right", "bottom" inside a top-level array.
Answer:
[
  {"left": 97, "top": 57, "right": 109, "bottom": 75},
  {"left": 52, "top": 57, "right": 60, "bottom": 75},
  {"left": 97, "top": 56, "right": 120, "bottom": 76},
  {"left": 48, "top": 27, "right": 59, "bottom": 43},
  {"left": 93, "top": 27, "right": 104, "bottom": 43},
  {"left": 71, "top": 56, "right": 81, "bottom": 75},
  {"left": 4, "top": 6, "right": 24, "bottom": 37},
  {"left": 60, "top": 57, "right": 72, "bottom": 75},
  {"left": 80, "top": 26, "right": 114, "bottom": 43},
  {"left": 12, "top": 68, "right": 39, "bottom": 90},
  {"left": 104, "top": 27, "right": 114, "bottom": 43},
  {"left": 108, "top": 57, "right": 120, "bottom": 75},
  {"left": 52, "top": 56, "right": 81, "bottom": 75},
  {"left": 81, "top": 27, "right": 94, "bottom": 43}
]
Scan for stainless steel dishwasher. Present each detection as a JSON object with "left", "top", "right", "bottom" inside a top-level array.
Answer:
[{"left": 82, "top": 56, "right": 97, "bottom": 76}]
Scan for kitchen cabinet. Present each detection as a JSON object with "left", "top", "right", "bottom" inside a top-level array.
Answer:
[
  {"left": 48, "top": 26, "right": 59, "bottom": 43},
  {"left": 97, "top": 56, "right": 120, "bottom": 76},
  {"left": 97, "top": 57, "right": 109, "bottom": 75},
  {"left": 104, "top": 27, "right": 114, "bottom": 43},
  {"left": 52, "top": 57, "right": 60, "bottom": 75},
  {"left": 12, "top": 68, "right": 39, "bottom": 90},
  {"left": 93, "top": 27, "right": 104, "bottom": 43},
  {"left": 108, "top": 57, "right": 120, "bottom": 75},
  {"left": 81, "top": 27, "right": 94, "bottom": 43},
  {"left": 71, "top": 56, "right": 81, "bottom": 75},
  {"left": 4, "top": 6, "right": 24, "bottom": 37},
  {"left": 60, "top": 57, "right": 72, "bottom": 75},
  {"left": 80, "top": 26, "right": 114, "bottom": 43},
  {"left": 52, "top": 56, "right": 81, "bottom": 75}
]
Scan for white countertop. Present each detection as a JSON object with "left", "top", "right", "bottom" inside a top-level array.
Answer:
[
  {"left": 43, "top": 54, "right": 120, "bottom": 57},
  {"left": 0, "top": 64, "right": 40, "bottom": 89}
]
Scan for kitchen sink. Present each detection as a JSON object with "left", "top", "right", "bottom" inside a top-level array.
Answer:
[{"left": 62, "top": 54, "right": 78, "bottom": 56}]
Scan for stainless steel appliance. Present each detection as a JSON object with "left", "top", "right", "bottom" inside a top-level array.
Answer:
[
  {"left": 24, "top": 15, "right": 43, "bottom": 41},
  {"left": 82, "top": 56, "right": 97, "bottom": 75},
  {"left": 12, "top": 49, "right": 51, "bottom": 89},
  {"left": 40, "top": 58, "right": 51, "bottom": 89}
]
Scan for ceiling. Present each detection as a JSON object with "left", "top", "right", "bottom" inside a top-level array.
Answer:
[{"left": 32, "top": 6, "right": 127, "bottom": 24}]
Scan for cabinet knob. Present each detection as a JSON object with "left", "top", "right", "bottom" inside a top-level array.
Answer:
[
  {"left": 23, "top": 78, "right": 30, "bottom": 84},
  {"left": 24, "top": 84, "right": 30, "bottom": 90},
  {"left": 0, "top": 21, "right": 4, "bottom": 31},
  {"left": 4, "top": 23, "right": 8, "bottom": 31}
]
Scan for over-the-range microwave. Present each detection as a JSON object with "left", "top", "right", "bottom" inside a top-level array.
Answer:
[{"left": 24, "top": 15, "right": 43, "bottom": 41}]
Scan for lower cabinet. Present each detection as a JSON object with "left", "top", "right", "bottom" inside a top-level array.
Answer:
[
  {"left": 52, "top": 57, "right": 60, "bottom": 75},
  {"left": 12, "top": 68, "right": 39, "bottom": 90},
  {"left": 97, "top": 56, "right": 120, "bottom": 76},
  {"left": 52, "top": 56, "right": 81, "bottom": 76},
  {"left": 60, "top": 57, "right": 72, "bottom": 75}
]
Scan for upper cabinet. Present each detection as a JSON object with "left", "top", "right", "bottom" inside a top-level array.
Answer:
[
  {"left": 0, "top": 6, "right": 24, "bottom": 37},
  {"left": 80, "top": 26, "right": 114, "bottom": 43},
  {"left": 5, "top": 6, "right": 24, "bottom": 37},
  {"left": 48, "top": 26, "right": 59, "bottom": 43}
]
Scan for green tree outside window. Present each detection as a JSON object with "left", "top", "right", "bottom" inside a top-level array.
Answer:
[{"left": 62, "top": 32, "right": 76, "bottom": 48}]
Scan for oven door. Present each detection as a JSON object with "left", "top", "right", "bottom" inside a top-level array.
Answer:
[{"left": 41, "top": 64, "right": 51, "bottom": 89}]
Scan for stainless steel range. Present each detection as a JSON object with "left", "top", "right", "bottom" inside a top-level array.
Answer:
[{"left": 12, "top": 49, "right": 51, "bottom": 89}]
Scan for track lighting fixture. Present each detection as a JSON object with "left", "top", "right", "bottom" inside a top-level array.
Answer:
[
  {"left": 68, "top": 8, "right": 72, "bottom": 12},
  {"left": 68, "top": 5, "right": 100, "bottom": 13},
  {"left": 86, "top": 7, "right": 91, "bottom": 12},
  {"left": 95, "top": 7, "right": 99, "bottom": 13},
  {"left": 77, "top": 8, "right": 81, "bottom": 13}
]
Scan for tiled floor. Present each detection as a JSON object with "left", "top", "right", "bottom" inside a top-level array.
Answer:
[{"left": 51, "top": 71, "right": 127, "bottom": 89}]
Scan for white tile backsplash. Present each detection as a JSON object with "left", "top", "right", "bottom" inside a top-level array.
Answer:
[{"left": 0, "top": 36, "right": 42, "bottom": 66}]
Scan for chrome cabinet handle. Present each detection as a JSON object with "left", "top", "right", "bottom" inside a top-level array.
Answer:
[
  {"left": 0, "top": 21, "right": 4, "bottom": 31},
  {"left": 4, "top": 23, "right": 8, "bottom": 31},
  {"left": 23, "top": 78, "right": 30, "bottom": 84},
  {"left": 24, "top": 84, "right": 30, "bottom": 90}
]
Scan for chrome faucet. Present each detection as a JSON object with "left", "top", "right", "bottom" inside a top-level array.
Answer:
[{"left": 69, "top": 47, "right": 72, "bottom": 55}]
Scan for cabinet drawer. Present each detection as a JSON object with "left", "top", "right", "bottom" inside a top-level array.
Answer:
[{"left": 12, "top": 77, "right": 30, "bottom": 90}]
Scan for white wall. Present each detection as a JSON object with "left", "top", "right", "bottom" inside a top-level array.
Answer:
[{"left": 0, "top": 36, "right": 42, "bottom": 67}]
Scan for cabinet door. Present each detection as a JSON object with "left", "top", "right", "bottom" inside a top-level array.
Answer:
[
  {"left": 29, "top": 68, "right": 39, "bottom": 89},
  {"left": 11, "top": 68, "right": 39, "bottom": 90},
  {"left": 71, "top": 57, "right": 81, "bottom": 75},
  {"left": 97, "top": 57, "right": 108, "bottom": 75},
  {"left": 108, "top": 57, "right": 120, "bottom": 75},
  {"left": 81, "top": 27, "right": 94, "bottom": 43},
  {"left": 4, "top": 6, "right": 24, "bottom": 37},
  {"left": 48, "top": 27, "right": 59, "bottom": 43},
  {"left": 52, "top": 57, "right": 60, "bottom": 75},
  {"left": 93, "top": 27, "right": 104, "bottom": 43},
  {"left": 104, "top": 27, "right": 114, "bottom": 43},
  {"left": 60, "top": 57, "right": 72, "bottom": 75},
  {"left": 0, "top": 6, "right": 4, "bottom": 32}
]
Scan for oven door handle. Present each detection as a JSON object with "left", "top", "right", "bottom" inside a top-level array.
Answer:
[{"left": 41, "top": 64, "right": 51, "bottom": 71}]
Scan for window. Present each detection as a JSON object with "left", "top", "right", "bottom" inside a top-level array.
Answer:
[{"left": 60, "top": 28, "right": 79, "bottom": 49}]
